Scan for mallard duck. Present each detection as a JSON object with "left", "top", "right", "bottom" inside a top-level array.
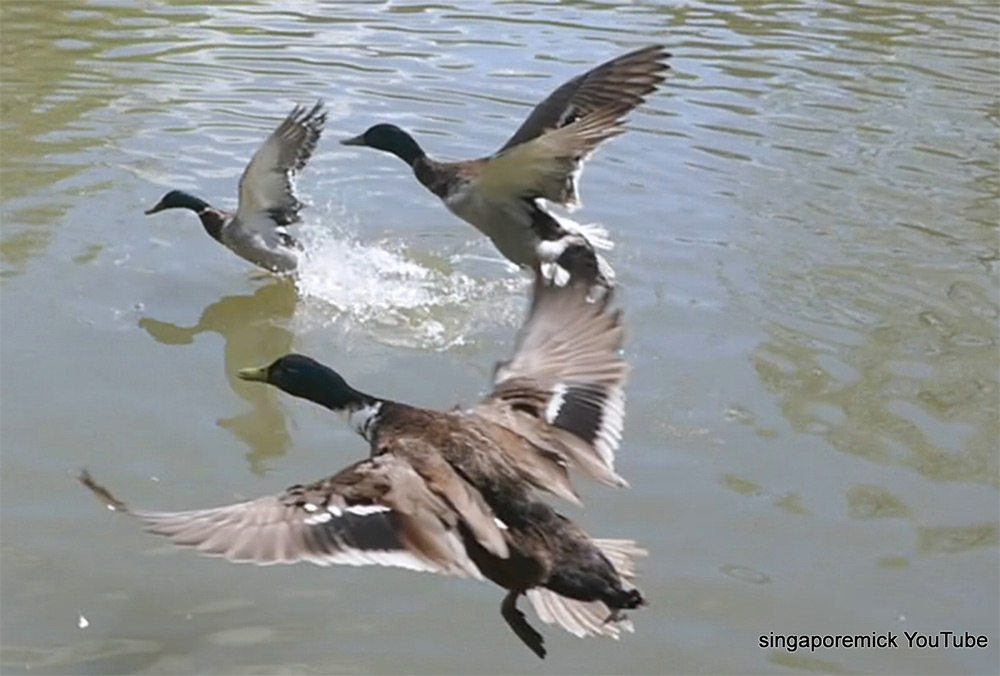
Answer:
[
  {"left": 341, "top": 46, "right": 670, "bottom": 286},
  {"left": 79, "top": 275, "right": 642, "bottom": 659},
  {"left": 144, "top": 102, "right": 326, "bottom": 273}
]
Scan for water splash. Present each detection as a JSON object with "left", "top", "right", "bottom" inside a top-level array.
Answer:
[{"left": 292, "top": 206, "right": 524, "bottom": 350}]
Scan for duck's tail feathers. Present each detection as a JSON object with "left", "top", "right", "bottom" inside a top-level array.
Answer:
[
  {"left": 540, "top": 244, "right": 615, "bottom": 290},
  {"left": 540, "top": 204, "right": 614, "bottom": 252},
  {"left": 571, "top": 221, "right": 613, "bottom": 252},
  {"left": 525, "top": 590, "right": 635, "bottom": 640},
  {"left": 525, "top": 538, "right": 647, "bottom": 640},
  {"left": 595, "top": 252, "right": 615, "bottom": 287},
  {"left": 593, "top": 538, "right": 647, "bottom": 579},
  {"left": 542, "top": 209, "right": 616, "bottom": 287}
]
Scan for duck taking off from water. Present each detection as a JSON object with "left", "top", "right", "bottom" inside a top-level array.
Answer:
[
  {"left": 145, "top": 101, "right": 326, "bottom": 273},
  {"left": 79, "top": 274, "right": 643, "bottom": 658},
  {"left": 341, "top": 46, "right": 670, "bottom": 287}
]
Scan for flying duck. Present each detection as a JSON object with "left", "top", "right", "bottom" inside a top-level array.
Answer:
[
  {"left": 79, "top": 274, "right": 641, "bottom": 658},
  {"left": 341, "top": 46, "right": 670, "bottom": 286},
  {"left": 144, "top": 101, "right": 326, "bottom": 273}
]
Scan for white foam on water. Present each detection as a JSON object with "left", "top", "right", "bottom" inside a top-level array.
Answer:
[{"left": 291, "top": 203, "right": 524, "bottom": 350}]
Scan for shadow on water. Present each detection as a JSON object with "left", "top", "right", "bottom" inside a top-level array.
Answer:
[{"left": 138, "top": 280, "right": 298, "bottom": 475}]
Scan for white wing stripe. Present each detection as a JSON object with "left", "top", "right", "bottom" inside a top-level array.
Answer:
[
  {"left": 545, "top": 383, "right": 568, "bottom": 424},
  {"left": 346, "top": 504, "right": 392, "bottom": 516}
]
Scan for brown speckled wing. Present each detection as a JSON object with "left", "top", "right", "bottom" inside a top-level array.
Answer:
[{"left": 79, "top": 455, "right": 486, "bottom": 578}]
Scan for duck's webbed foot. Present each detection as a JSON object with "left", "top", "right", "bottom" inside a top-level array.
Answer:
[
  {"left": 604, "top": 608, "right": 627, "bottom": 624},
  {"left": 501, "top": 590, "right": 546, "bottom": 659}
]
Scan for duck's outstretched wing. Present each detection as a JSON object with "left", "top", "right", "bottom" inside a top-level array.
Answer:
[
  {"left": 472, "top": 274, "right": 629, "bottom": 491},
  {"left": 497, "top": 45, "right": 670, "bottom": 171},
  {"left": 475, "top": 107, "right": 626, "bottom": 209},
  {"left": 235, "top": 101, "right": 326, "bottom": 232},
  {"left": 78, "top": 452, "right": 498, "bottom": 578}
]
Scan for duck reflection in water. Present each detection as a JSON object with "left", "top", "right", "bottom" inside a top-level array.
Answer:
[{"left": 138, "top": 281, "right": 298, "bottom": 473}]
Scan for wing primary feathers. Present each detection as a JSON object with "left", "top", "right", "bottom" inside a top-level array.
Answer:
[
  {"left": 475, "top": 273, "right": 629, "bottom": 491},
  {"left": 499, "top": 45, "right": 671, "bottom": 152},
  {"left": 76, "top": 456, "right": 491, "bottom": 580},
  {"left": 235, "top": 100, "right": 327, "bottom": 231}
]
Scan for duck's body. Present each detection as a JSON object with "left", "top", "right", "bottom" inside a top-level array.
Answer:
[
  {"left": 145, "top": 102, "right": 326, "bottom": 273},
  {"left": 405, "top": 154, "right": 568, "bottom": 272},
  {"left": 80, "top": 275, "right": 641, "bottom": 658},
  {"left": 437, "top": 165, "right": 601, "bottom": 280},
  {"left": 343, "top": 46, "right": 671, "bottom": 286},
  {"left": 160, "top": 193, "right": 300, "bottom": 272}
]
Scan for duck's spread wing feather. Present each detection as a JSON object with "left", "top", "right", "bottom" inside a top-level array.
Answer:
[
  {"left": 235, "top": 101, "right": 326, "bottom": 232},
  {"left": 473, "top": 276, "right": 628, "bottom": 488},
  {"left": 77, "top": 455, "right": 487, "bottom": 578},
  {"left": 475, "top": 108, "right": 625, "bottom": 207},
  {"left": 498, "top": 45, "right": 670, "bottom": 153}
]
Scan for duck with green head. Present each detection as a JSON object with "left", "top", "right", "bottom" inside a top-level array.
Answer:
[
  {"left": 342, "top": 45, "right": 671, "bottom": 287},
  {"left": 145, "top": 101, "right": 326, "bottom": 273},
  {"left": 79, "top": 273, "right": 644, "bottom": 659}
]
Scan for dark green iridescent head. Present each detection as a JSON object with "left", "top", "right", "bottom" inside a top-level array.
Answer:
[
  {"left": 237, "top": 354, "right": 370, "bottom": 412},
  {"left": 145, "top": 189, "right": 210, "bottom": 215},
  {"left": 341, "top": 124, "right": 426, "bottom": 166}
]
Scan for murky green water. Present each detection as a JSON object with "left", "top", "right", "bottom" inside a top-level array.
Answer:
[{"left": 1, "top": 1, "right": 997, "bottom": 674}]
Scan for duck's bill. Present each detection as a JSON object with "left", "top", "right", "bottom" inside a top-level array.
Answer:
[
  {"left": 237, "top": 365, "right": 269, "bottom": 382},
  {"left": 340, "top": 133, "right": 367, "bottom": 147},
  {"left": 144, "top": 203, "right": 165, "bottom": 215}
]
